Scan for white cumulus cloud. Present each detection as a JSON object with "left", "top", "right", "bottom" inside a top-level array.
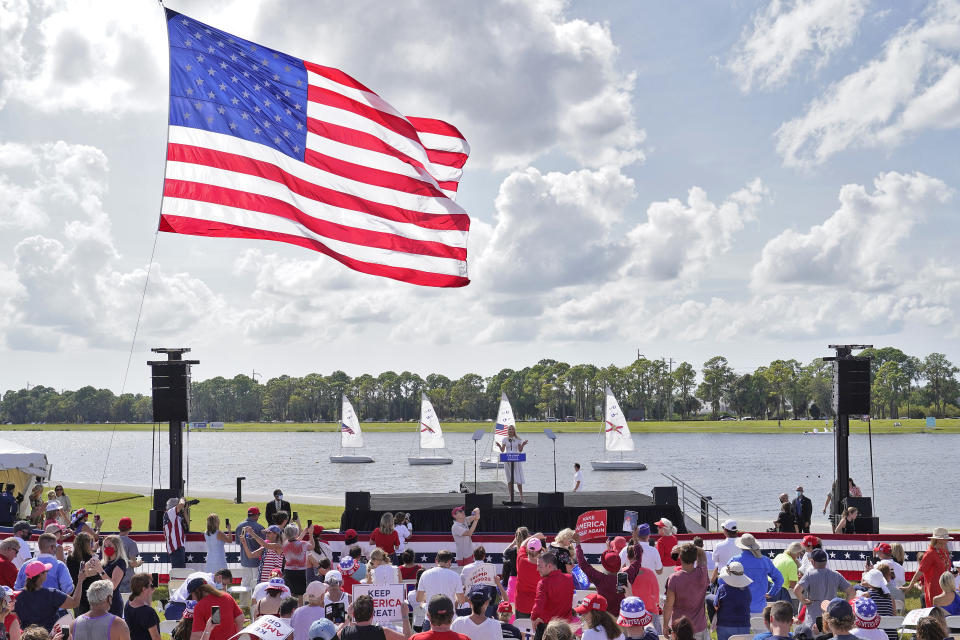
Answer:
[
  {"left": 776, "top": 0, "right": 960, "bottom": 167},
  {"left": 751, "top": 171, "right": 952, "bottom": 290},
  {"left": 727, "top": 0, "right": 869, "bottom": 92},
  {"left": 623, "top": 178, "right": 768, "bottom": 282}
]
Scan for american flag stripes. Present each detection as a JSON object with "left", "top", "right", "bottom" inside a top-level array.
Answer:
[
  {"left": 340, "top": 423, "right": 355, "bottom": 435},
  {"left": 494, "top": 423, "right": 509, "bottom": 437},
  {"left": 162, "top": 505, "right": 186, "bottom": 554},
  {"left": 160, "top": 10, "right": 471, "bottom": 287}
]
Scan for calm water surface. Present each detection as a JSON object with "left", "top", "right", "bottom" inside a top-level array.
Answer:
[{"left": 3, "top": 430, "right": 953, "bottom": 529}]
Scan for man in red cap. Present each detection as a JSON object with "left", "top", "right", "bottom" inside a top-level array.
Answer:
[
  {"left": 451, "top": 506, "right": 480, "bottom": 566},
  {"left": 235, "top": 506, "right": 265, "bottom": 587},
  {"left": 117, "top": 516, "right": 142, "bottom": 594},
  {"left": 869, "top": 543, "right": 904, "bottom": 587},
  {"left": 531, "top": 552, "right": 573, "bottom": 640}
]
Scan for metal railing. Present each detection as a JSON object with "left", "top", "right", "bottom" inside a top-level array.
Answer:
[{"left": 660, "top": 472, "right": 729, "bottom": 531}]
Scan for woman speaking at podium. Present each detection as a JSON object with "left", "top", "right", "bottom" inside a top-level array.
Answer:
[{"left": 497, "top": 425, "right": 529, "bottom": 501}]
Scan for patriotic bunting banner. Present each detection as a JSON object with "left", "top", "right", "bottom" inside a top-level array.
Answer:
[{"left": 161, "top": 10, "right": 471, "bottom": 287}]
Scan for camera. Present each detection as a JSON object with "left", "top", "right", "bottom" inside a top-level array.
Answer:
[{"left": 186, "top": 499, "right": 200, "bottom": 506}]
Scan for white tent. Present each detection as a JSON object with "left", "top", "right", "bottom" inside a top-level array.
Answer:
[{"left": 0, "top": 439, "right": 52, "bottom": 517}]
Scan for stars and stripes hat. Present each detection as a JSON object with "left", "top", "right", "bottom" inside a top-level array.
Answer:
[
  {"left": 851, "top": 597, "right": 880, "bottom": 629},
  {"left": 338, "top": 556, "right": 359, "bottom": 576},
  {"left": 617, "top": 597, "right": 653, "bottom": 627},
  {"left": 183, "top": 600, "right": 197, "bottom": 619}
]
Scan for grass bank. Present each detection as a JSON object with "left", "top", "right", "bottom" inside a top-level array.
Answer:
[
  {"left": 51, "top": 488, "right": 344, "bottom": 531},
  {"left": 3, "top": 418, "right": 959, "bottom": 434}
]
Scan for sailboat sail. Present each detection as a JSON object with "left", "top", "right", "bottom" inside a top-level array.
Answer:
[
  {"left": 604, "top": 386, "right": 634, "bottom": 452},
  {"left": 419, "top": 393, "right": 445, "bottom": 449},
  {"left": 492, "top": 392, "right": 515, "bottom": 453},
  {"left": 340, "top": 396, "right": 364, "bottom": 448}
]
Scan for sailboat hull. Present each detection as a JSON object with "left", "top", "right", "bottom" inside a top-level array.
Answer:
[
  {"left": 590, "top": 460, "right": 647, "bottom": 471},
  {"left": 407, "top": 456, "right": 453, "bottom": 465},
  {"left": 479, "top": 457, "right": 504, "bottom": 469},
  {"left": 330, "top": 455, "right": 374, "bottom": 463}
]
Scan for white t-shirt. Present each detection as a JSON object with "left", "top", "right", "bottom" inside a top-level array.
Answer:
[
  {"left": 172, "top": 572, "right": 214, "bottom": 603},
  {"left": 582, "top": 627, "right": 624, "bottom": 640},
  {"left": 396, "top": 523, "right": 413, "bottom": 552},
  {"left": 418, "top": 566, "right": 463, "bottom": 603},
  {"left": 878, "top": 559, "right": 905, "bottom": 586},
  {"left": 460, "top": 561, "right": 498, "bottom": 589},
  {"left": 573, "top": 470, "right": 583, "bottom": 491},
  {"left": 452, "top": 616, "right": 503, "bottom": 640},
  {"left": 14, "top": 538, "right": 32, "bottom": 568},
  {"left": 712, "top": 537, "right": 740, "bottom": 570},
  {"left": 852, "top": 628, "right": 888, "bottom": 640},
  {"left": 620, "top": 541, "right": 663, "bottom": 572},
  {"left": 371, "top": 564, "right": 400, "bottom": 584},
  {"left": 322, "top": 590, "right": 351, "bottom": 606}
]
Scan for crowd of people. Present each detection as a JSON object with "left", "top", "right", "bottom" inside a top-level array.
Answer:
[{"left": 0, "top": 485, "right": 957, "bottom": 640}]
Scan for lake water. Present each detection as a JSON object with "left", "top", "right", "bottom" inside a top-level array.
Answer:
[{"left": 3, "top": 430, "right": 954, "bottom": 530}]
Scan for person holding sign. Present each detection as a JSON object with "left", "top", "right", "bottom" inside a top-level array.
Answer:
[
  {"left": 337, "top": 593, "right": 410, "bottom": 640},
  {"left": 495, "top": 426, "right": 528, "bottom": 502}
]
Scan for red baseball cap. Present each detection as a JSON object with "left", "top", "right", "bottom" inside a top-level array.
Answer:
[
  {"left": 312, "top": 524, "right": 324, "bottom": 535},
  {"left": 118, "top": 517, "right": 132, "bottom": 531},
  {"left": 575, "top": 593, "right": 608, "bottom": 614},
  {"left": 247, "top": 506, "right": 261, "bottom": 515},
  {"left": 497, "top": 601, "right": 513, "bottom": 614},
  {"left": 451, "top": 506, "right": 465, "bottom": 517},
  {"left": 344, "top": 528, "right": 358, "bottom": 539},
  {"left": 873, "top": 543, "right": 891, "bottom": 555},
  {"left": 802, "top": 535, "right": 820, "bottom": 547}
]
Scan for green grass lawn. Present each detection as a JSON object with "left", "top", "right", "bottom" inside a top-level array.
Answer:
[
  {"left": 54, "top": 487, "right": 344, "bottom": 531},
  {"left": 4, "top": 417, "right": 959, "bottom": 434}
]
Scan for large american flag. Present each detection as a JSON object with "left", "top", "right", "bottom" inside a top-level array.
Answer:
[
  {"left": 494, "top": 423, "right": 509, "bottom": 437},
  {"left": 160, "top": 10, "right": 471, "bottom": 287}
]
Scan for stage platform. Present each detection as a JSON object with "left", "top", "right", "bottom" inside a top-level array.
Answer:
[{"left": 339, "top": 481, "right": 688, "bottom": 534}]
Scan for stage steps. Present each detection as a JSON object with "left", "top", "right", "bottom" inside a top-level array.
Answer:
[{"left": 660, "top": 473, "right": 729, "bottom": 532}]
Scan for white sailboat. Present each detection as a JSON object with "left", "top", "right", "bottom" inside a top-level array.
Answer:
[
  {"left": 480, "top": 392, "right": 513, "bottom": 469},
  {"left": 590, "top": 386, "right": 646, "bottom": 470},
  {"left": 408, "top": 393, "right": 453, "bottom": 465},
  {"left": 330, "top": 396, "right": 374, "bottom": 463}
]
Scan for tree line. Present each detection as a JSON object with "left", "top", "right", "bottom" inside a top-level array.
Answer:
[{"left": 1, "top": 348, "right": 956, "bottom": 425}]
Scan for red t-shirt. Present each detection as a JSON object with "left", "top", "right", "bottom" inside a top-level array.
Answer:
[
  {"left": 410, "top": 631, "right": 469, "bottom": 640},
  {"left": 656, "top": 535, "right": 678, "bottom": 567},
  {"left": 0, "top": 557, "right": 17, "bottom": 589},
  {"left": 369, "top": 530, "right": 400, "bottom": 554},
  {"left": 192, "top": 593, "right": 243, "bottom": 640},
  {"left": 342, "top": 575, "right": 359, "bottom": 595},
  {"left": 515, "top": 555, "right": 540, "bottom": 614},
  {"left": 399, "top": 564, "right": 422, "bottom": 580}
]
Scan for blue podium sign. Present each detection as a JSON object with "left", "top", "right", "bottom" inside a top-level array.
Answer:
[{"left": 500, "top": 453, "right": 526, "bottom": 462}]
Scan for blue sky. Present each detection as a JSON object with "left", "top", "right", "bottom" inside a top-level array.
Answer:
[{"left": 0, "top": 0, "right": 957, "bottom": 393}]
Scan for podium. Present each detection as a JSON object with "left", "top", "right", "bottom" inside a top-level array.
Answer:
[{"left": 500, "top": 452, "right": 526, "bottom": 505}]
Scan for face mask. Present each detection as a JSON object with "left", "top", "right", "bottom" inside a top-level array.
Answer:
[
  {"left": 104, "top": 547, "right": 116, "bottom": 557},
  {"left": 797, "top": 491, "right": 803, "bottom": 496},
  {"left": 276, "top": 494, "right": 283, "bottom": 500},
  {"left": 214, "top": 582, "right": 223, "bottom": 590}
]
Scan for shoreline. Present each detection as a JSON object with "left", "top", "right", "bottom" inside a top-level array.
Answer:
[{"left": 3, "top": 418, "right": 959, "bottom": 434}]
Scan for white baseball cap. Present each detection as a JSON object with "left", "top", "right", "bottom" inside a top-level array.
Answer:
[{"left": 721, "top": 519, "right": 738, "bottom": 531}]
